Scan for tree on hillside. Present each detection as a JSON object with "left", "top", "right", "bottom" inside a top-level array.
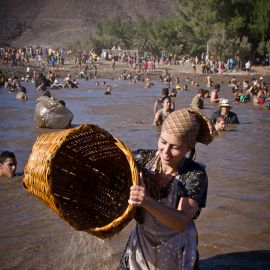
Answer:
[
  {"left": 176, "top": 0, "right": 218, "bottom": 54},
  {"left": 249, "top": 0, "right": 270, "bottom": 42}
]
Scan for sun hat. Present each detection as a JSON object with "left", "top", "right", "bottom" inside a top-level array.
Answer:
[
  {"left": 259, "top": 76, "right": 264, "bottom": 80},
  {"left": 219, "top": 99, "right": 231, "bottom": 107}
]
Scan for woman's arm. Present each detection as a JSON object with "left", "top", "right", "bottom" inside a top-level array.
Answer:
[
  {"left": 153, "top": 110, "right": 162, "bottom": 126},
  {"left": 129, "top": 185, "right": 198, "bottom": 232},
  {"left": 153, "top": 101, "right": 158, "bottom": 116},
  {"left": 171, "top": 100, "right": 175, "bottom": 111}
]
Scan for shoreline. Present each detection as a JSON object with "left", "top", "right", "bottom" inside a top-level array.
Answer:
[{"left": 1, "top": 59, "right": 270, "bottom": 86}]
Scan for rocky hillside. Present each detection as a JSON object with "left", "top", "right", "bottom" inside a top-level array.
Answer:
[{"left": 1, "top": 0, "right": 178, "bottom": 48}]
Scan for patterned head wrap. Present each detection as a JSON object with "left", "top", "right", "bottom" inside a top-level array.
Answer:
[{"left": 161, "top": 108, "right": 217, "bottom": 151}]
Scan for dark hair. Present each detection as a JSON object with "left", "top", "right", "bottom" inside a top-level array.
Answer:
[
  {"left": 43, "top": 91, "right": 51, "bottom": 98},
  {"left": 198, "top": 88, "right": 205, "bottom": 94},
  {"left": 59, "top": 100, "right": 66, "bottom": 106},
  {"left": 214, "top": 84, "right": 220, "bottom": 90},
  {"left": 162, "top": 88, "right": 169, "bottom": 96},
  {"left": 0, "top": 151, "right": 16, "bottom": 164},
  {"left": 162, "top": 96, "right": 171, "bottom": 103}
]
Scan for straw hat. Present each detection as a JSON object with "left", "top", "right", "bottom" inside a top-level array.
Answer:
[{"left": 219, "top": 99, "right": 231, "bottom": 107}]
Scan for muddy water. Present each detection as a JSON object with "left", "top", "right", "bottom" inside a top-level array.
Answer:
[{"left": 0, "top": 78, "right": 270, "bottom": 269}]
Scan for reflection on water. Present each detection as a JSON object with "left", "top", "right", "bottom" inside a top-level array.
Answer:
[{"left": 0, "top": 78, "right": 270, "bottom": 269}]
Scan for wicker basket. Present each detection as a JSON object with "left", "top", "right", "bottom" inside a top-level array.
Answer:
[{"left": 23, "top": 124, "right": 138, "bottom": 239}]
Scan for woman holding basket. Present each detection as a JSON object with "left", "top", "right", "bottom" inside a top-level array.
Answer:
[{"left": 119, "top": 108, "right": 217, "bottom": 270}]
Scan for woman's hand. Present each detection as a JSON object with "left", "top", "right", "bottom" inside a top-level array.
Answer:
[{"left": 128, "top": 172, "right": 148, "bottom": 206}]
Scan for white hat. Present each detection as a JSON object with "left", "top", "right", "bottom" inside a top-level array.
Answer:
[
  {"left": 219, "top": 99, "right": 231, "bottom": 107},
  {"left": 260, "top": 76, "right": 263, "bottom": 80}
]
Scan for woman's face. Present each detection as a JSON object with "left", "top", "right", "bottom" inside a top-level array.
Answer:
[
  {"left": 158, "top": 131, "right": 189, "bottom": 169},
  {"left": 163, "top": 98, "right": 171, "bottom": 109}
]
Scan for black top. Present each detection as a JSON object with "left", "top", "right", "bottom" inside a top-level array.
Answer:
[
  {"left": 132, "top": 149, "right": 208, "bottom": 209},
  {"left": 211, "top": 110, "right": 240, "bottom": 124}
]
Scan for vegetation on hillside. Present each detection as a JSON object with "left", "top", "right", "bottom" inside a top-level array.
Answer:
[{"left": 69, "top": 0, "right": 270, "bottom": 60}]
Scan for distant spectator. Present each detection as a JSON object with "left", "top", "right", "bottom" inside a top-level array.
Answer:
[{"left": 245, "top": 60, "right": 251, "bottom": 72}]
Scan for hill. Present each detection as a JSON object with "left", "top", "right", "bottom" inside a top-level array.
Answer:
[{"left": 0, "top": 0, "right": 178, "bottom": 48}]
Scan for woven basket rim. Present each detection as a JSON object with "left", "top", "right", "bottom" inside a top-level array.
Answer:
[
  {"left": 23, "top": 123, "right": 139, "bottom": 236},
  {"left": 87, "top": 136, "right": 138, "bottom": 234}
]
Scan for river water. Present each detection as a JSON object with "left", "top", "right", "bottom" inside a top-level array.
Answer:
[{"left": 0, "top": 77, "right": 270, "bottom": 269}]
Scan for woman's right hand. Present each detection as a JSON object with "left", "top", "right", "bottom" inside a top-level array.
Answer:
[
  {"left": 128, "top": 185, "right": 146, "bottom": 206},
  {"left": 128, "top": 172, "right": 147, "bottom": 206}
]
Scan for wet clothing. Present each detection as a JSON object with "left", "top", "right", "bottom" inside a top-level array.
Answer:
[
  {"left": 154, "top": 98, "right": 166, "bottom": 113},
  {"left": 155, "top": 109, "right": 173, "bottom": 126},
  {"left": 119, "top": 149, "right": 208, "bottom": 270},
  {"left": 34, "top": 96, "right": 73, "bottom": 129},
  {"left": 211, "top": 110, "right": 240, "bottom": 124},
  {"left": 191, "top": 95, "right": 204, "bottom": 110}
]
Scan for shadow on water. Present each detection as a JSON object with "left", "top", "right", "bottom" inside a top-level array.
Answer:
[{"left": 199, "top": 250, "right": 270, "bottom": 270}]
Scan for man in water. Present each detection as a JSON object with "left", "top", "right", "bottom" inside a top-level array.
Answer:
[
  {"left": 191, "top": 89, "right": 205, "bottom": 110},
  {"left": 211, "top": 99, "right": 240, "bottom": 124},
  {"left": 0, "top": 151, "right": 17, "bottom": 177},
  {"left": 210, "top": 84, "right": 223, "bottom": 103}
]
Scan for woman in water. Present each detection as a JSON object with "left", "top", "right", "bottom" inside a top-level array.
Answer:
[{"left": 119, "top": 108, "right": 216, "bottom": 270}]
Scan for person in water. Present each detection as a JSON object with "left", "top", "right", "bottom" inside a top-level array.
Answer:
[
  {"left": 104, "top": 85, "right": 112, "bottom": 95},
  {"left": 210, "top": 84, "right": 223, "bottom": 103},
  {"left": 211, "top": 99, "right": 240, "bottom": 124},
  {"left": 153, "top": 88, "right": 175, "bottom": 116},
  {"left": 214, "top": 116, "right": 226, "bottom": 131},
  {"left": 153, "top": 97, "right": 174, "bottom": 126},
  {"left": 119, "top": 108, "right": 216, "bottom": 270},
  {"left": 191, "top": 88, "right": 205, "bottom": 110},
  {"left": 0, "top": 151, "right": 17, "bottom": 177}
]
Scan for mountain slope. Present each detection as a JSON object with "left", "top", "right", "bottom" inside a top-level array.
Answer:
[{"left": 0, "top": 0, "right": 178, "bottom": 47}]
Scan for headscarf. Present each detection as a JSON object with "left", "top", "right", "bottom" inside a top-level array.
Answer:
[{"left": 161, "top": 108, "right": 217, "bottom": 151}]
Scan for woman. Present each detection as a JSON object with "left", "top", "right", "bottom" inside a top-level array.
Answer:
[
  {"left": 119, "top": 108, "right": 216, "bottom": 270},
  {"left": 153, "top": 97, "right": 174, "bottom": 126}
]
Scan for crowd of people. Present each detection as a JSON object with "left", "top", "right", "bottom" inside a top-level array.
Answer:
[
  {"left": 1, "top": 42, "right": 270, "bottom": 270},
  {"left": 1, "top": 43, "right": 263, "bottom": 78}
]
